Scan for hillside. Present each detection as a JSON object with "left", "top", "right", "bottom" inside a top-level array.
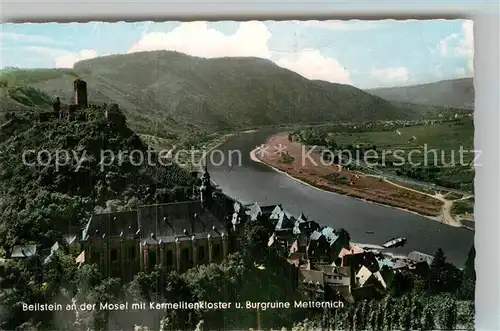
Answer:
[
  {"left": 366, "top": 78, "right": 474, "bottom": 110},
  {"left": 0, "top": 51, "right": 419, "bottom": 140},
  {"left": 0, "top": 107, "right": 195, "bottom": 248}
]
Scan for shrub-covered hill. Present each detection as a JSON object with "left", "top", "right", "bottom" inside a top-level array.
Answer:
[
  {"left": 0, "top": 51, "right": 420, "bottom": 141},
  {"left": 0, "top": 106, "right": 195, "bottom": 249},
  {"left": 366, "top": 77, "right": 474, "bottom": 110}
]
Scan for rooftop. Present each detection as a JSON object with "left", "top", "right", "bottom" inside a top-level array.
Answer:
[
  {"left": 82, "top": 201, "right": 225, "bottom": 244},
  {"left": 299, "top": 269, "right": 324, "bottom": 288},
  {"left": 245, "top": 202, "right": 279, "bottom": 221},
  {"left": 83, "top": 210, "right": 138, "bottom": 240},
  {"left": 138, "top": 202, "right": 225, "bottom": 244},
  {"left": 275, "top": 211, "right": 294, "bottom": 231},
  {"left": 407, "top": 251, "right": 434, "bottom": 265},
  {"left": 11, "top": 245, "right": 37, "bottom": 258}
]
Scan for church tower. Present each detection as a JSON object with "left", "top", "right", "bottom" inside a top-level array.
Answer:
[{"left": 199, "top": 164, "right": 213, "bottom": 208}]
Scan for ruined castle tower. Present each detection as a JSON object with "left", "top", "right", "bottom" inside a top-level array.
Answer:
[{"left": 73, "top": 79, "right": 88, "bottom": 109}]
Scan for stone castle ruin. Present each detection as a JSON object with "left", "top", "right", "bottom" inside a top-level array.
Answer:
[
  {"left": 43, "top": 79, "right": 126, "bottom": 127},
  {"left": 73, "top": 79, "right": 88, "bottom": 109}
]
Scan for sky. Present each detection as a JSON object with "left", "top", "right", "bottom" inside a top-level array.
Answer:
[{"left": 0, "top": 19, "right": 473, "bottom": 89}]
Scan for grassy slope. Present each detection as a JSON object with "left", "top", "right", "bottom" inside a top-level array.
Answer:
[
  {"left": 0, "top": 51, "right": 420, "bottom": 139},
  {"left": 329, "top": 118, "right": 474, "bottom": 164},
  {"left": 366, "top": 77, "right": 474, "bottom": 110},
  {"left": 328, "top": 118, "right": 475, "bottom": 191}
]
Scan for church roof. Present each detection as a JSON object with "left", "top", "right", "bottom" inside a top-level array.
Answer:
[
  {"left": 82, "top": 200, "right": 225, "bottom": 244},
  {"left": 138, "top": 201, "right": 225, "bottom": 244},
  {"left": 83, "top": 210, "right": 138, "bottom": 240}
]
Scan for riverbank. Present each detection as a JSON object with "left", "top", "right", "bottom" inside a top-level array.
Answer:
[{"left": 251, "top": 132, "right": 456, "bottom": 223}]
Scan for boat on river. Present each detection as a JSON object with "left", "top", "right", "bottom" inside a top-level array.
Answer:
[{"left": 383, "top": 237, "right": 407, "bottom": 248}]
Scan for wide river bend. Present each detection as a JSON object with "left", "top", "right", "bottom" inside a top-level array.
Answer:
[{"left": 207, "top": 129, "right": 474, "bottom": 267}]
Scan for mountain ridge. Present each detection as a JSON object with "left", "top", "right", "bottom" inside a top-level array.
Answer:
[
  {"left": 1, "top": 51, "right": 419, "bottom": 140},
  {"left": 365, "top": 77, "right": 474, "bottom": 109}
]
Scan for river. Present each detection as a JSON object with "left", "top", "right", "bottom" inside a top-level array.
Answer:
[{"left": 207, "top": 129, "right": 474, "bottom": 267}]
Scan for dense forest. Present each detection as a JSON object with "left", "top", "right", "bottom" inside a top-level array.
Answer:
[{"left": 0, "top": 105, "right": 194, "bottom": 250}]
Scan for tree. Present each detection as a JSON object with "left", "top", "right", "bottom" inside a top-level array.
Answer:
[
  {"left": 388, "top": 270, "right": 415, "bottom": 297},
  {"left": 325, "top": 136, "right": 338, "bottom": 150},
  {"left": 458, "top": 244, "right": 475, "bottom": 300},
  {"left": 429, "top": 248, "right": 461, "bottom": 294},
  {"left": 81, "top": 277, "right": 122, "bottom": 330},
  {"left": 336, "top": 228, "right": 351, "bottom": 249}
]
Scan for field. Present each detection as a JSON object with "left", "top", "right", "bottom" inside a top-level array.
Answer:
[
  {"left": 451, "top": 197, "right": 475, "bottom": 217},
  {"left": 0, "top": 68, "right": 79, "bottom": 85},
  {"left": 314, "top": 118, "right": 475, "bottom": 193},
  {"left": 256, "top": 133, "right": 444, "bottom": 217},
  {"left": 329, "top": 118, "right": 474, "bottom": 166}
]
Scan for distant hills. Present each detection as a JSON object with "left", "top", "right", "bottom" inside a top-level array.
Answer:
[
  {"left": 366, "top": 78, "right": 474, "bottom": 110},
  {"left": 1, "top": 51, "right": 419, "bottom": 140}
]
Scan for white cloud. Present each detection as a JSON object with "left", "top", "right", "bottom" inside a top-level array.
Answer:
[
  {"left": 455, "top": 20, "right": 473, "bottom": 57},
  {"left": 55, "top": 49, "right": 99, "bottom": 68},
  {"left": 275, "top": 50, "right": 351, "bottom": 84},
  {"left": 370, "top": 67, "right": 409, "bottom": 86},
  {"left": 438, "top": 33, "right": 458, "bottom": 56},
  {"left": 438, "top": 20, "right": 473, "bottom": 57},
  {"left": 128, "top": 21, "right": 271, "bottom": 58},
  {"left": 297, "top": 20, "right": 380, "bottom": 31},
  {"left": 127, "top": 21, "right": 351, "bottom": 84},
  {"left": 455, "top": 67, "right": 466, "bottom": 77},
  {"left": 437, "top": 20, "right": 474, "bottom": 75}
]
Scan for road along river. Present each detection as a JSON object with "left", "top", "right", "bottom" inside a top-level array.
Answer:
[{"left": 206, "top": 129, "right": 474, "bottom": 267}]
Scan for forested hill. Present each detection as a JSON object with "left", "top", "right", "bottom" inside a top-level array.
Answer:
[
  {"left": 366, "top": 77, "right": 474, "bottom": 110},
  {"left": 0, "top": 107, "right": 194, "bottom": 249},
  {"left": 0, "top": 51, "right": 419, "bottom": 140}
]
